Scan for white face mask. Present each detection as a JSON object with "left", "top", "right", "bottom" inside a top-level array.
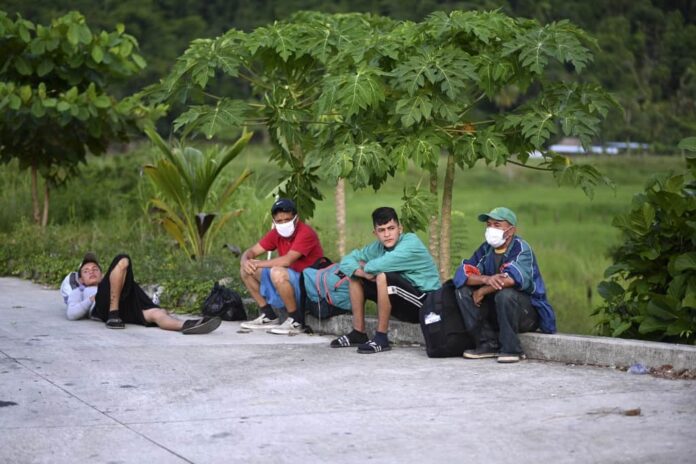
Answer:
[
  {"left": 485, "top": 227, "right": 508, "bottom": 248},
  {"left": 275, "top": 216, "right": 297, "bottom": 238}
]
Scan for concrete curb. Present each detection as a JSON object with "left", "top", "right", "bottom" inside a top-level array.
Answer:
[{"left": 305, "top": 314, "right": 696, "bottom": 371}]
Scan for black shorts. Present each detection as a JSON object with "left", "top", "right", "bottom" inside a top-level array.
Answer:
[
  {"left": 360, "top": 272, "right": 427, "bottom": 323},
  {"left": 93, "top": 254, "right": 157, "bottom": 325}
]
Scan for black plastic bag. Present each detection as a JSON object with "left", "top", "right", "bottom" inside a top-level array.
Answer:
[{"left": 201, "top": 282, "right": 247, "bottom": 321}]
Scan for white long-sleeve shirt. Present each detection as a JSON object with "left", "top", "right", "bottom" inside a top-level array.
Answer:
[{"left": 66, "top": 285, "right": 98, "bottom": 320}]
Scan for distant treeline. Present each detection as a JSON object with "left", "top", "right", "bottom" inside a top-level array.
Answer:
[{"left": 4, "top": 0, "right": 695, "bottom": 148}]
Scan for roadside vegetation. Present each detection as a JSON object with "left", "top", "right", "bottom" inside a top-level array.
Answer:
[{"left": 0, "top": 145, "right": 685, "bottom": 335}]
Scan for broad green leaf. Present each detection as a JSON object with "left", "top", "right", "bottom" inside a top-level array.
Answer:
[
  {"left": 174, "top": 99, "right": 249, "bottom": 139},
  {"left": 91, "top": 45, "right": 104, "bottom": 63},
  {"left": 329, "top": 66, "right": 386, "bottom": 119},
  {"left": 597, "top": 281, "right": 624, "bottom": 301},
  {"left": 612, "top": 321, "right": 633, "bottom": 337},
  {"left": 638, "top": 316, "right": 668, "bottom": 334},
  {"left": 14, "top": 57, "right": 32, "bottom": 75},
  {"left": 683, "top": 281, "right": 696, "bottom": 309},
  {"left": 646, "top": 300, "right": 677, "bottom": 321},
  {"left": 19, "top": 86, "right": 32, "bottom": 103},
  {"left": 37, "top": 59, "right": 54, "bottom": 77},
  {"left": 67, "top": 23, "right": 80, "bottom": 45},
  {"left": 394, "top": 95, "right": 433, "bottom": 127},
  {"left": 673, "top": 252, "right": 696, "bottom": 273},
  {"left": 677, "top": 137, "right": 696, "bottom": 152},
  {"left": 132, "top": 53, "right": 146, "bottom": 69},
  {"left": 8, "top": 94, "right": 22, "bottom": 110},
  {"left": 93, "top": 96, "right": 111, "bottom": 108},
  {"left": 30, "top": 100, "right": 46, "bottom": 117}
]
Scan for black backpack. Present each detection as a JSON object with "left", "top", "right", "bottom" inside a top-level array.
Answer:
[
  {"left": 419, "top": 280, "right": 475, "bottom": 358},
  {"left": 201, "top": 282, "right": 247, "bottom": 321}
]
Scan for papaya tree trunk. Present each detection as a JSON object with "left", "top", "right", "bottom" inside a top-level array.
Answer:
[
  {"left": 335, "top": 178, "right": 346, "bottom": 257},
  {"left": 31, "top": 164, "right": 41, "bottom": 225},
  {"left": 428, "top": 167, "right": 440, "bottom": 265},
  {"left": 438, "top": 152, "right": 456, "bottom": 282},
  {"left": 41, "top": 181, "right": 50, "bottom": 228}
]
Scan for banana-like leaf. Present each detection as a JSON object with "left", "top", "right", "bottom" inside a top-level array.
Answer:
[
  {"left": 204, "top": 209, "right": 243, "bottom": 255},
  {"left": 143, "top": 162, "right": 189, "bottom": 213},
  {"left": 217, "top": 168, "right": 253, "bottom": 209}
]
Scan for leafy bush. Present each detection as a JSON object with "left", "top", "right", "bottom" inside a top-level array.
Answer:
[{"left": 594, "top": 138, "right": 696, "bottom": 344}]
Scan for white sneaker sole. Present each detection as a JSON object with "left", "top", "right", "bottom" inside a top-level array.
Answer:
[{"left": 240, "top": 320, "right": 280, "bottom": 330}]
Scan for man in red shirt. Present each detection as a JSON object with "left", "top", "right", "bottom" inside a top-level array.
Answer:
[{"left": 239, "top": 198, "right": 324, "bottom": 335}]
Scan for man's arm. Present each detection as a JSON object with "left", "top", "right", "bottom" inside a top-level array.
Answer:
[
  {"left": 362, "top": 234, "right": 427, "bottom": 275},
  {"left": 66, "top": 287, "right": 93, "bottom": 320},
  {"left": 467, "top": 272, "right": 516, "bottom": 306},
  {"left": 339, "top": 244, "right": 373, "bottom": 278},
  {"left": 240, "top": 243, "right": 303, "bottom": 274}
]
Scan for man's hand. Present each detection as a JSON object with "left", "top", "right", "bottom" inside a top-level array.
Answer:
[
  {"left": 355, "top": 267, "right": 376, "bottom": 281},
  {"left": 472, "top": 288, "right": 486, "bottom": 307},
  {"left": 242, "top": 259, "right": 260, "bottom": 275},
  {"left": 483, "top": 273, "right": 509, "bottom": 290}
]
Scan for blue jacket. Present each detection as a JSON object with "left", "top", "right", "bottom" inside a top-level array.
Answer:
[
  {"left": 340, "top": 232, "right": 441, "bottom": 292},
  {"left": 452, "top": 236, "right": 556, "bottom": 333}
]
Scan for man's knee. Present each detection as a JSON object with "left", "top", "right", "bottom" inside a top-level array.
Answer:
[
  {"left": 494, "top": 288, "right": 519, "bottom": 304},
  {"left": 269, "top": 266, "right": 289, "bottom": 285},
  {"left": 115, "top": 257, "right": 130, "bottom": 272},
  {"left": 143, "top": 307, "right": 167, "bottom": 323}
]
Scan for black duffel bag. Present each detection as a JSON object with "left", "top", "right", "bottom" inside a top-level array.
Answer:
[
  {"left": 419, "top": 279, "right": 475, "bottom": 358},
  {"left": 201, "top": 282, "right": 247, "bottom": 321}
]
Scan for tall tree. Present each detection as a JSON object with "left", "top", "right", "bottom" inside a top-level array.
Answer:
[
  {"left": 153, "top": 10, "right": 614, "bottom": 277},
  {"left": 0, "top": 11, "right": 157, "bottom": 226}
]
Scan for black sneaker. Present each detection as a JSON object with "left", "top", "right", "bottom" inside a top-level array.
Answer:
[
  {"left": 105, "top": 315, "right": 125, "bottom": 329},
  {"left": 181, "top": 316, "right": 222, "bottom": 335},
  {"left": 463, "top": 345, "right": 499, "bottom": 359},
  {"left": 330, "top": 330, "right": 369, "bottom": 348}
]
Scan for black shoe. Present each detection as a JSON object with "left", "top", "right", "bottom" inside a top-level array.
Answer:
[
  {"left": 357, "top": 339, "right": 391, "bottom": 354},
  {"left": 330, "top": 330, "right": 369, "bottom": 348},
  {"left": 181, "top": 316, "right": 222, "bottom": 335},
  {"left": 463, "top": 345, "right": 499, "bottom": 359},
  {"left": 106, "top": 314, "right": 125, "bottom": 329}
]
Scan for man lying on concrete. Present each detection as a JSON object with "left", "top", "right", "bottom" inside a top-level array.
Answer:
[
  {"left": 65, "top": 253, "right": 221, "bottom": 334},
  {"left": 239, "top": 198, "right": 325, "bottom": 335},
  {"left": 453, "top": 207, "right": 556, "bottom": 363},
  {"left": 332, "top": 207, "right": 441, "bottom": 353}
]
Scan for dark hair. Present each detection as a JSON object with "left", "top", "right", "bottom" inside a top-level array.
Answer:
[
  {"left": 271, "top": 198, "right": 297, "bottom": 216},
  {"left": 79, "top": 252, "right": 101, "bottom": 276},
  {"left": 372, "top": 207, "right": 399, "bottom": 228}
]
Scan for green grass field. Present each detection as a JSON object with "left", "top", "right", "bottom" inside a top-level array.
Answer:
[{"left": 0, "top": 144, "right": 687, "bottom": 335}]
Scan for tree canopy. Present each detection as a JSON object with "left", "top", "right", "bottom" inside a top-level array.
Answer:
[
  {"left": 152, "top": 9, "right": 616, "bottom": 276},
  {"left": 2, "top": 0, "right": 694, "bottom": 148},
  {"left": 0, "top": 10, "right": 157, "bottom": 225}
]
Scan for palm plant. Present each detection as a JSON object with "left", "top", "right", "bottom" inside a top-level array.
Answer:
[{"left": 144, "top": 127, "right": 253, "bottom": 259}]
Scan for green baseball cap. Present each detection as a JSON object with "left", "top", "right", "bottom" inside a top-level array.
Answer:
[{"left": 478, "top": 207, "right": 517, "bottom": 226}]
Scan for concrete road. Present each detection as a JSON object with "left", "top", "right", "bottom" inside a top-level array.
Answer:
[{"left": 1, "top": 277, "right": 694, "bottom": 464}]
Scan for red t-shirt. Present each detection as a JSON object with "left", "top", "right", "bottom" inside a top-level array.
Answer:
[{"left": 258, "top": 221, "right": 324, "bottom": 273}]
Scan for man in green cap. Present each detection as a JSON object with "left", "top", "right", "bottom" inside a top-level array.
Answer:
[{"left": 452, "top": 207, "right": 556, "bottom": 363}]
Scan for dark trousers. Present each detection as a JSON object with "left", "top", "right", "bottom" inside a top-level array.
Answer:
[
  {"left": 93, "top": 254, "right": 156, "bottom": 325},
  {"left": 360, "top": 272, "right": 426, "bottom": 323},
  {"left": 455, "top": 287, "right": 539, "bottom": 355}
]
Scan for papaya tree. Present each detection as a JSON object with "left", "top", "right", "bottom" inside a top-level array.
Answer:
[
  {"left": 151, "top": 10, "right": 615, "bottom": 277},
  {"left": 0, "top": 11, "right": 156, "bottom": 227}
]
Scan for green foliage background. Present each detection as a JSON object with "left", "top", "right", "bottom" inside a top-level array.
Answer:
[
  {"left": 3, "top": 0, "right": 695, "bottom": 148},
  {"left": 0, "top": 144, "right": 686, "bottom": 332}
]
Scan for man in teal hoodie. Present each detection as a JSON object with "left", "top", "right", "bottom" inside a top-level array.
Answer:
[{"left": 332, "top": 207, "right": 441, "bottom": 353}]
